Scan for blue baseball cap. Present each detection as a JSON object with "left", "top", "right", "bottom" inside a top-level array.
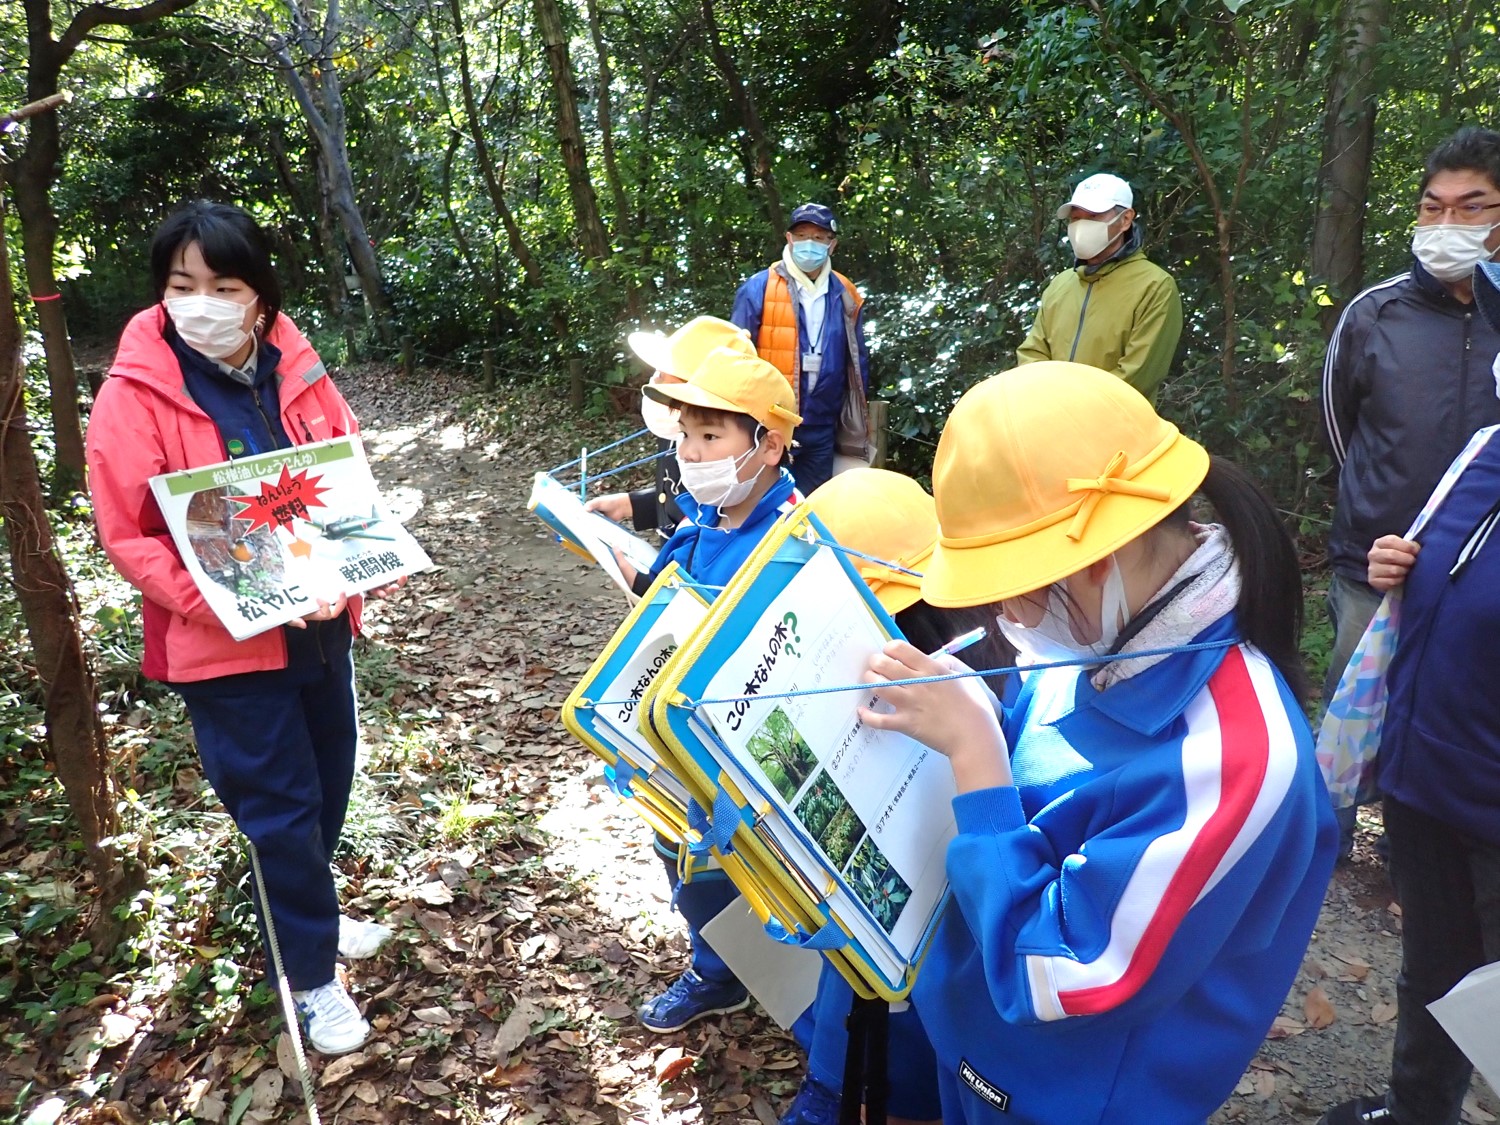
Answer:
[
  {"left": 788, "top": 203, "right": 838, "bottom": 234},
  {"left": 1477, "top": 260, "right": 1500, "bottom": 334}
]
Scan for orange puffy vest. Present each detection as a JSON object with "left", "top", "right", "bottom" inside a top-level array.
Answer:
[{"left": 756, "top": 266, "right": 864, "bottom": 408}]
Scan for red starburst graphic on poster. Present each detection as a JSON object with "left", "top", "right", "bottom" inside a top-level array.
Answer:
[{"left": 231, "top": 465, "right": 332, "bottom": 534}]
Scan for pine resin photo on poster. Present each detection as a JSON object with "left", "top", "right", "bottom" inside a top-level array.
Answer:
[
  {"left": 746, "top": 705, "right": 818, "bottom": 802},
  {"left": 184, "top": 486, "right": 284, "bottom": 598}
]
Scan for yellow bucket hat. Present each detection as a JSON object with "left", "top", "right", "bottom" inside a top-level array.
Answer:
[
  {"left": 644, "top": 347, "right": 802, "bottom": 441},
  {"left": 804, "top": 469, "right": 938, "bottom": 614},
  {"left": 922, "top": 362, "right": 1209, "bottom": 608},
  {"left": 627, "top": 316, "right": 755, "bottom": 380}
]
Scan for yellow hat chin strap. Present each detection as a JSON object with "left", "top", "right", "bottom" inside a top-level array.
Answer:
[
  {"left": 1064, "top": 450, "right": 1172, "bottom": 542},
  {"left": 858, "top": 563, "right": 923, "bottom": 590}
]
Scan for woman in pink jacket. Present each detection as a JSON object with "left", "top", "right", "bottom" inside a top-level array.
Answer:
[{"left": 87, "top": 202, "right": 381, "bottom": 1055}]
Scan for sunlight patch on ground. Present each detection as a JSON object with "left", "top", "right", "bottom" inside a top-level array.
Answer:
[{"left": 537, "top": 764, "right": 679, "bottom": 942}]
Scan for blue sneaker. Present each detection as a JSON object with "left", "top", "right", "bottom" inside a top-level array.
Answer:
[
  {"left": 780, "top": 1073, "right": 840, "bottom": 1125},
  {"left": 638, "top": 969, "right": 750, "bottom": 1033}
]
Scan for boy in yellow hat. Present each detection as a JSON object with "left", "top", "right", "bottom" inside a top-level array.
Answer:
[
  {"left": 585, "top": 316, "right": 756, "bottom": 539},
  {"left": 621, "top": 346, "right": 806, "bottom": 1032},
  {"left": 857, "top": 363, "right": 1336, "bottom": 1123}
]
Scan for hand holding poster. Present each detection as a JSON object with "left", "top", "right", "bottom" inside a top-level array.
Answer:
[
  {"left": 149, "top": 436, "right": 431, "bottom": 640},
  {"left": 527, "top": 473, "right": 659, "bottom": 599}
]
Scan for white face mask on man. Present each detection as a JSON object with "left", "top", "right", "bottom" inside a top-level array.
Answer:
[
  {"left": 1411, "top": 222, "right": 1500, "bottom": 282},
  {"left": 1067, "top": 216, "right": 1119, "bottom": 261},
  {"left": 993, "top": 555, "right": 1131, "bottom": 665},
  {"left": 675, "top": 434, "right": 767, "bottom": 510},
  {"left": 165, "top": 294, "right": 255, "bottom": 360}
]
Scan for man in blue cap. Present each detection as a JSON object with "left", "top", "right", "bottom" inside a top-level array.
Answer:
[{"left": 731, "top": 202, "right": 870, "bottom": 493}]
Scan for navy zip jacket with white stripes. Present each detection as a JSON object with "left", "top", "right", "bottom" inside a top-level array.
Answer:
[{"left": 1321, "top": 259, "right": 1500, "bottom": 582}]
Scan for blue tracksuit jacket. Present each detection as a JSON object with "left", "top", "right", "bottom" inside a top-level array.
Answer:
[
  {"left": 912, "top": 615, "right": 1337, "bottom": 1124},
  {"left": 645, "top": 469, "right": 801, "bottom": 591},
  {"left": 1378, "top": 425, "right": 1500, "bottom": 846}
]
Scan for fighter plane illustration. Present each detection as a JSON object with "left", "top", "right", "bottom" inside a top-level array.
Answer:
[{"left": 309, "top": 507, "right": 400, "bottom": 542}]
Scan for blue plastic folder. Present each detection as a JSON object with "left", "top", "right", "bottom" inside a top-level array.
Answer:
[
  {"left": 643, "top": 508, "right": 957, "bottom": 1000},
  {"left": 561, "top": 563, "right": 708, "bottom": 841}
]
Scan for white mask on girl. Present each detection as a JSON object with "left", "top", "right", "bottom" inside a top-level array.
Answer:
[
  {"left": 165, "top": 294, "right": 254, "bottom": 359},
  {"left": 993, "top": 554, "right": 1131, "bottom": 664},
  {"left": 676, "top": 434, "right": 766, "bottom": 509}
]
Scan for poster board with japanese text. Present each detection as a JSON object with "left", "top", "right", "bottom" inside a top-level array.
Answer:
[{"left": 149, "top": 436, "right": 431, "bottom": 640}]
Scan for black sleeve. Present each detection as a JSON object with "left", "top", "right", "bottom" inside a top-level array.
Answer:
[
  {"left": 628, "top": 487, "right": 657, "bottom": 533},
  {"left": 631, "top": 568, "right": 656, "bottom": 597}
]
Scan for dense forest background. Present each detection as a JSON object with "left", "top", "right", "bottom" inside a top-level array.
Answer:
[
  {"left": 4, "top": 0, "right": 1494, "bottom": 512},
  {"left": 1, "top": 3, "right": 1499, "bottom": 1117}
]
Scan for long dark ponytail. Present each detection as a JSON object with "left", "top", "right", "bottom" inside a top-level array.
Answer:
[{"left": 1178, "top": 455, "right": 1308, "bottom": 703}]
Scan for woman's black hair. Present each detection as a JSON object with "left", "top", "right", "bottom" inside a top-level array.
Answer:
[
  {"left": 1163, "top": 455, "right": 1309, "bottom": 702},
  {"left": 149, "top": 201, "right": 283, "bottom": 330}
]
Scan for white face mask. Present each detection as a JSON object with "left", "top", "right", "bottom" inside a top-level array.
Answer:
[
  {"left": 165, "top": 294, "right": 254, "bottom": 360},
  {"left": 994, "top": 556, "right": 1132, "bottom": 665},
  {"left": 1068, "top": 217, "right": 1118, "bottom": 261},
  {"left": 640, "top": 389, "right": 682, "bottom": 440},
  {"left": 1411, "top": 222, "right": 1500, "bottom": 282},
  {"left": 676, "top": 436, "right": 766, "bottom": 510}
]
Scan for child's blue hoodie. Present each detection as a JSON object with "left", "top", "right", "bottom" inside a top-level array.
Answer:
[{"left": 912, "top": 615, "right": 1337, "bottom": 1124}]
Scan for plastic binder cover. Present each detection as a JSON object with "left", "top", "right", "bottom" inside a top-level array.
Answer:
[
  {"left": 527, "top": 472, "right": 659, "bottom": 596},
  {"left": 646, "top": 511, "right": 956, "bottom": 1000},
  {"left": 561, "top": 564, "right": 710, "bottom": 840}
]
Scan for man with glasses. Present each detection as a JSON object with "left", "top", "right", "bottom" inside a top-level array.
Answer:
[
  {"left": 1016, "top": 172, "right": 1183, "bottom": 402},
  {"left": 1319, "top": 126, "right": 1500, "bottom": 877}
]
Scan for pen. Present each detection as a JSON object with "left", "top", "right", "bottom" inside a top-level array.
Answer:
[{"left": 932, "top": 626, "right": 986, "bottom": 658}]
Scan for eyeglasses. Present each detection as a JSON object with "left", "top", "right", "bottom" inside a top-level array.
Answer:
[{"left": 1417, "top": 200, "right": 1500, "bottom": 221}]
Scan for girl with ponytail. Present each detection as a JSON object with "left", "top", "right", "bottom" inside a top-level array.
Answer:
[{"left": 857, "top": 362, "right": 1336, "bottom": 1125}]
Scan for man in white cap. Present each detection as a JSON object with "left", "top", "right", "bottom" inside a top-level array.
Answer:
[{"left": 1016, "top": 172, "right": 1182, "bottom": 402}]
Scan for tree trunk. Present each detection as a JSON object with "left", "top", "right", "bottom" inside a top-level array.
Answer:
[
  {"left": 446, "top": 0, "right": 549, "bottom": 292},
  {"left": 7, "top": 0, "right": 200, "bottom": 491},
  {"left": 273, "top": 2, "right": 393, "bottom": 343},
  {"left": 700, "top": 0, "right": 784, "bottom": 235},
  {"left": 534, "top": 0, "right": 612, "bottom": 261},
  {"left": 583, "top": 0, "right": 632, "bottom": 247},
  {"left": 9, "top": 15, "right": 84, "bottom": 490},
  {"left": 1310, "top": 0, "right": 1388, "bottom": 334},
  {"left": 0, "top": 191, "right": 137, "bottom": 942}
]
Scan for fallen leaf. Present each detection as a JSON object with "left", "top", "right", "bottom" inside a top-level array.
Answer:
[
  {"left": 655, "top": 1047, "right": 694, "bottom": 1084},
  {"left": 97, "top": 1011, "right": 139, "bottom": 1049},
  {"left": 1267, "top": 1015, "right": 1306, "bottom": 1040},
  {"left": 1304, "top": 985, "right": 1336, "bottom": 1029},
  {"left": 1372, "top": 1001, "right": 1399, "bottom": 1023},
  {"left": 490, "top": 999, "right": 544, "bottom": 1059}
]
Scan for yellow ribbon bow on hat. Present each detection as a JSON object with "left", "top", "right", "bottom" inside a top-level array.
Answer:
[{"left": 1064, "top": 451, "right": 1172, "bottom": 542}]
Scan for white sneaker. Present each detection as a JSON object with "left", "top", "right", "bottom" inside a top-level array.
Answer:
[
  {"left": 338, "top": 915, "right": 393, "bottom": 959},
  {"left": 292, "top": 978, "right": 370, "bottom": 1055}
]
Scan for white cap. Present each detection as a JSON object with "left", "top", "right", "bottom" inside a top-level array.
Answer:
[{"left": 1056, "top": 173, "right": 1134, "bottom": 221}]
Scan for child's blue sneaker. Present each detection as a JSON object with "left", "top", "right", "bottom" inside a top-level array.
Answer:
[
  {"left": 638, "top": 969, "right": 750, "bottom": 1033},
  {"left": 780, "top": 1073, "right": 840, "bottom": 1125}
]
